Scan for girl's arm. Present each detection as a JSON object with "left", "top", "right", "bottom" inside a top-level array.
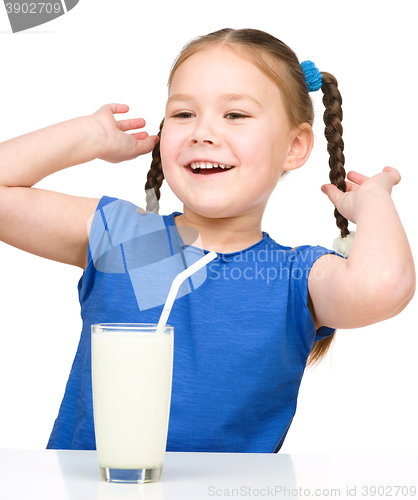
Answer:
[
  {"left": 308, "top": 167, "right": 415, "bottom": 329},
  {"left": 0, "top": 104, "right": 159, "bottom": 270}
]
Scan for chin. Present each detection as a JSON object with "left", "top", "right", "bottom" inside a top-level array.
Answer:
[{"left": 187, "top": 203, "right": 240, "bottom": 220}]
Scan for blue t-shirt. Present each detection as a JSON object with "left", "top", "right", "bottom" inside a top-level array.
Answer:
[{"left": 47, "top": 196, "right": 341, "bottom": 452}]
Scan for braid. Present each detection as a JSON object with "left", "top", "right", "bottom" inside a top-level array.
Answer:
[
  {"left": 144, "top": 119, "right": 165, "bottom": 214},
  {"left": 308, "top": 72, "right": 346, "bottom": 368},
  {"left": 321, "top": 72, "right": 349, "bottom": 238}
]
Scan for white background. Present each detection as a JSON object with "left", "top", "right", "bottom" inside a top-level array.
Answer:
[{"left": 0, "top": 1, "right": 416, "bottom": 454}]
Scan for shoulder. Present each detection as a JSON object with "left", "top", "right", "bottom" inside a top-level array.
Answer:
[
  {"left": 91, "top": 197, "right": 167, "bottom": 234},
  {"left": 87, "top": 197, "right": 169, "bottom": 270},
  {"left": 265, "top": 240, "right": 342, "bottom": 348},
  {"left": 258, "top": 237, "right": 342, "bottom": 280},
  {"left": 264, "top": 234, "right": 338, "bottom": 260}
]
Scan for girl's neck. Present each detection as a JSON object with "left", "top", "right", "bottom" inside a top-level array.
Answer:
[{"left": 174, "top": 208, "right": 264, "bottom": 254}]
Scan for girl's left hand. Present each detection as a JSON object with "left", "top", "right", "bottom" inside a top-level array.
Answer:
[{"left": 320, "top": 166, "right": 401, "bottom": 224}]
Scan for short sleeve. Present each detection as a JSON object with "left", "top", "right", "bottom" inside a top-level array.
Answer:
[
  {"left": 85, "top": 196, "right": 210, "bottom": 312},
  {"left": 87, "top": 196, "right": 168, "bottom": 273},
  {"left": 288, "top": 245, "right": 343, "bottom": 353},
  {"left": 87, "top": 196, "right": 119, "bottom": 269}
]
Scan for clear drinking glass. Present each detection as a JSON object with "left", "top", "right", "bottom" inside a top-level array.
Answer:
[{"left": 91, "top": 323, "right": 174, "bottom": 483}]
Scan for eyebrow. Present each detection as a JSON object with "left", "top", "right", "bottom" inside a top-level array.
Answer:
[{"left": 167, "top": 93, "right": 263, "bottom": 109}]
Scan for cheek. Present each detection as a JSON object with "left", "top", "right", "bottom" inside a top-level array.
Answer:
[
  {"left": 232, "top": 130, "right": 269, "bottom": 166},
  {"left": 230, "top": 131, "right": 258, "bottom": 158},
  {"left": 160, "top": 125, "right": 188, "bottom": 163},
  {"left": 159, "top": 131, "right": 180, "bottom": 190},
  {"left": 160, "top": 129, "right": 176, "bottom": 169}
]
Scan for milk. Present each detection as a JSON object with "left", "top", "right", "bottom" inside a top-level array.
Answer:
[{"left": 92, "top": 327, "right": 174, "bottom": 470}]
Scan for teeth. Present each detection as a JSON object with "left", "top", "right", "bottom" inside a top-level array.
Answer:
[{"left": 190, "top": 162, "right": 234, "bottom": 170}]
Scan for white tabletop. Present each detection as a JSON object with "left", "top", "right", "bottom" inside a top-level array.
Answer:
[{"left": 0, "top": 449, "right": 417, "bottom": 499}]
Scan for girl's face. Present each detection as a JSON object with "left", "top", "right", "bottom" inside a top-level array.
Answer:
[{"left": 161, "top": 45, "right": 299, "bottom": 220}]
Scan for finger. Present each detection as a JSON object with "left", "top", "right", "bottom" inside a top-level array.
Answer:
[
  {"left": 321, "top": 183, "right": 344, "bottom": 206},
  {"left": 117, "top": 118, "right": 146, "bottom": 132},
  {"left": 101, "top": 103, "right": 130, "bottom": 114},
  {"left": 132, "top": 131, "right": 149, "bottom": 140},
  {"left": 383, "top": 166, "right": 401, "bottom": 185},
  {"left": 133, "top": 135, "right": 160, "bottom": 155},
  {"left": 344, "top": 180, "right": 358, "bottom": 192},
  {"left": 346, "top": 170, "right": 369, "bottom": 185}
]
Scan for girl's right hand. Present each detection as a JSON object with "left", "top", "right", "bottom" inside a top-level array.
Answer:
[
  {"left": 0, "top": 103, "right": 160, "bottom": 271},
  {"left": 93, "top": 103, "right": 160, "bottom": 164}
]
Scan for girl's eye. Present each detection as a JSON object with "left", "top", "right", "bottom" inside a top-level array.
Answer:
[
  {"left": 225, "top": 112, "right": 249, "bottom": 120},
  {"left": 172, "top": 112, "right": 195, "bottom": 119}
]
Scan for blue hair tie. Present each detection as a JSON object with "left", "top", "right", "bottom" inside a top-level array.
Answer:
[{"left": 301, "top": 60, "right": 322, "bottom": 92}]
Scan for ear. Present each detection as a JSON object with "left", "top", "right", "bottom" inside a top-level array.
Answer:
[{"left": 282, "top": 123, "right": 314, "bottom": 171}]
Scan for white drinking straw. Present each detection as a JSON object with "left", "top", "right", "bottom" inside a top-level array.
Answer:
[{"left": 156, "top": 250, "right": 217, "bottom": 333}]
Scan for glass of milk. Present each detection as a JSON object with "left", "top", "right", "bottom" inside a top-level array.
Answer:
[{"left": 91, "top": 323, "right": 174, "bottom": 483}]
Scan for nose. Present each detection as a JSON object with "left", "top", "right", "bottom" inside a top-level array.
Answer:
[{"left": 189, "top": 118, "right": 222, "bottom": 147}]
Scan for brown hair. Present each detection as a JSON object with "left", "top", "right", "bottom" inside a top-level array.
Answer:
[{"left": 144, "top": 28, "right": 349, "bottom": 367}]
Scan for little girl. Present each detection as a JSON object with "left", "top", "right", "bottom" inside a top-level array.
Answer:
[{"left": 0, "top": 28, "right": 414, "bottom": 453}]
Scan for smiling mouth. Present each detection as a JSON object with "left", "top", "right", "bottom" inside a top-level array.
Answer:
[{"left": 187, "top": 161, "right": 236, "bottom": 175}]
